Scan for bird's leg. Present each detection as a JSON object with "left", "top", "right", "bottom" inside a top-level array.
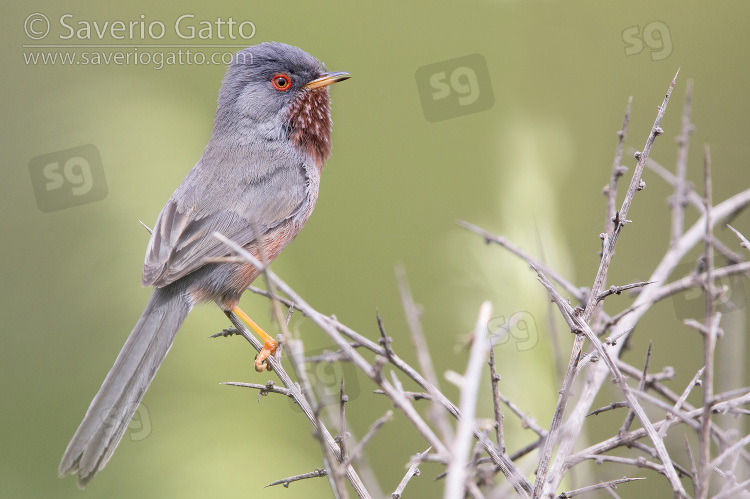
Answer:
[{"left": 231, "top": 306, "right": 277, "bottom": 372}]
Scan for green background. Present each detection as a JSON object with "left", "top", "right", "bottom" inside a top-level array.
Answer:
[{"left": 2, "top": 1, "right": 749, "bottom": 498}]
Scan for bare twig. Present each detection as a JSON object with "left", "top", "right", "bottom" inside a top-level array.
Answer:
[
  {"left": 557, "top": 477, "right": 645, "bottom": 498},
  {"left": 458, "top": 220, "right": 585, "bottom": 302},
  {"left": 496, "top": 390, "right": 547, "bottom": 437},
  {"left": 604, "top": 96, "right": 633, "bottom": 236},
  {"left": 534, "top": 265, "right": 688, "bottom": 496},
  {"left": 619, "top": 342, "right": 653, "bottom": 434},
  {"left": 710, "top": 433, "right": 750, "bottom": 470},
  {"left": 342, "top": 411, "right": 393, "bottom": 469},
  {"left": 582, "top": 452, "right": 674, "bottom": 476},
  {"left": 223, "top": 380, "right": 294, "bottom": 400},
  {"left": 339, "top": 377, "right": 349, "bottom": 461},
  {"left": 372, "top": 389, "right": 431, "bottom": 401},
  {"left": 566, "top": 399, "right": 750, "bottom": 473},
  {"left": 697, "top": 144, "right": 717, "bottom": 499},
  {"left": 391, "top": 447, "right": 431, "bottom": 498},
  {"left": 209, "top": 75, "right": 750, "bottom": 499},
  {"left": 288, "top": 338, "right": 349, "bottom": 499},
  {"left": 266, "top": 467, "right": 328, "bottom": 488},
  {"left": 727, "top": 224, "right": 750, "bottom": 252},
  {"left": 212, "top": 234, "right": 541, "bottom": 496},
  {"left": 489, "top": 347, "right": 506, "bottom": 454},
  {"left": 396, "top": 265, "right": 453, "bottom": 444},
  {"left": 604, "top": 327, "right": 634, "bottom": 346},
  {"left": 546, "top": 185, "right": 750, "bottom": 496},
  {"left": 445, "top": 302, "right": 493, "bottom": 499},
  {"left": 217, "top": 234, "right": 448, "bottom": 451},
  {"left": 686, "top": 437, "right": 698, "bottom": 489},
  {"left": 631, "top": 388, "right": 701, "bottom": 430},
  {"left": 658, "top": 366, "right": 706, "bottom": 439},
  {"left": 588, "top": 401, "right": 629, "bottom": 417},
  {"left": 221, "top": 307, "right": 371, "bottom": 498},
  {"left": 540, "top": 71, "right": 681, "bottom": 499},
  {"left": 535, "top": 226, "right": 566, "bottom": 383},
  {"left": 596, "top": 281, "right": 656, "bottom": 304},
  {"left": 376, "top": 310, "right": 395, "bottom": 361},
  {"left": 138, "top": 220, "right": 153, "bottom": 234},
  {"left": 600, "top": 304, "right": 643, "bottom": 334},
  {"left": 649, "top": 261, "right": 750, "bottom": 305},
  {"left": 643, "top": 156, "right": 705, "bottom": 214},
  {"left": 711, "top": 477, "right": 750, "bottom": 499},
  {"left": 604, "top": 485, "right": 623, "bottom": 499},
  {"left": 671, "top": 79, "right": 694, "bottom": 247}
]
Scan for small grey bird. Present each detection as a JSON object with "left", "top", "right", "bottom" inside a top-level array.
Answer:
[{"left": 59, "top": 42, "right": 350, "bottom": 487}]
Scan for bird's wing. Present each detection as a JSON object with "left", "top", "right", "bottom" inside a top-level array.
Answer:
[{"left": 142, "top": 160, "right": 308, "bottom": 288}]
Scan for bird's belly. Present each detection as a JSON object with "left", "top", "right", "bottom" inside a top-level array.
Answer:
[{"left": 186, "top": 191, "right": 318, "bottom": 309}]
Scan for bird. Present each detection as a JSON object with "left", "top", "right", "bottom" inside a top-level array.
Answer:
[{"left": 58, "top": 42, "right": 350, "bottom": 487}]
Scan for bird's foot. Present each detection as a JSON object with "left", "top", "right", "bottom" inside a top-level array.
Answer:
[{"left": 254, "top": 338, "right": 277, "bottom": 372}]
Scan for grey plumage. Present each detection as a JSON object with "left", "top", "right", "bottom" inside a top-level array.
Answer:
[
  {"left": 143, "top": 43, "right": 322, "bottom": 289},
  {"left": 58, "top": 286, "right": 191, "bottom": 487},
  {"left": 58, "top": 42, "right": 348, "bottom": 487}
]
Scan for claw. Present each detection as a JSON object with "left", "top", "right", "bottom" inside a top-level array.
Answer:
[
  {"left": 232, "top": 306, "right": 277, "bottom": 373},
  {"left": 254, "top": 339, "right": 277, "bottom": 372},
  {"left": 254, "top": 355, "right": 268, "bottom": 372}
]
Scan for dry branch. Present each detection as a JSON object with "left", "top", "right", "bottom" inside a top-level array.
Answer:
[{"left": 207, "top": 71, "right": 750, "bottom": 499}]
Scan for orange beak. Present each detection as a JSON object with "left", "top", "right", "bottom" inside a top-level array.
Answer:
[{"left": 303, "top": 71, "right": 351, "bottom": 89}]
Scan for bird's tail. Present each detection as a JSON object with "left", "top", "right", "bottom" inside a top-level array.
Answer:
[{"left": 59, "top": 287, "right": 192, "bottom": 487}]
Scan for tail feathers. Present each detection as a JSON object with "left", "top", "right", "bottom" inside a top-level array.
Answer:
[{"left": 59, "top": 287, "right": 191, "bottom": 487}]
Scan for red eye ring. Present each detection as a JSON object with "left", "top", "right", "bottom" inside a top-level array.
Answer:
[{"left": 271, "top": 73, "right": 291, "bottom": 91}]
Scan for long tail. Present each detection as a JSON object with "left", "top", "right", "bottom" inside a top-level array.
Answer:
[{"left": 59, "top": 286, "right": 192, "bottom": 487}]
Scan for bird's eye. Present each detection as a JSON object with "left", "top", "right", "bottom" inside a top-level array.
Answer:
[{"left": 271, "top": 74, "right": 291, "bottom": 91}]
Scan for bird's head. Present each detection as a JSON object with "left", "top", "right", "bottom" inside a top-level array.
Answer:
[{"left": 214, "top": 42, "right": 350, "bottom": 166}]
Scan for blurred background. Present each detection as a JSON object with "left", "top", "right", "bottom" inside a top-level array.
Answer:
[{"left": 2, "top": 1, "right": 750, "bottom": 497}]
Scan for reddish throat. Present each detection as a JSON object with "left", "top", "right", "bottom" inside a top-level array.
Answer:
[{"left": 286, "top": 87, "right": 333, "bottom": 169}]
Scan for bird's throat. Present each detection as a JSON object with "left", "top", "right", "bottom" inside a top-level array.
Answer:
[{"left": 285, "top": 88, "right": 333, "bottom": 170}]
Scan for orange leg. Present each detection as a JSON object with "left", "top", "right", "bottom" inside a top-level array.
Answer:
[{"left": 232, "top": 307, "right": 277, "bottom": 372}]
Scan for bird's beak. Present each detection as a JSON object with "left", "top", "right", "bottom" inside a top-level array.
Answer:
[{"left": 304, "top": 71, "right": 351, "bottom": 89}]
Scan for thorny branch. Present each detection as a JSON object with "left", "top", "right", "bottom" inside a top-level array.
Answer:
[{"left": 210, "top": 72, "right": 750, "bottom": 498}]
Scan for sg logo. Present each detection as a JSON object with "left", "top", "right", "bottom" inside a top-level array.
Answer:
[
  {"left": 415, "top": 54, "right": 494, "bottom": 122},
  {"left": 622, "top": 21, "right": 673, "bottom": 61},
  {"left": 99, "top": 402, "right": 152, "bottom": 443},
  {"left": 670, "top": 261, "right": 746, "bottom": 321},
  {"left": 288, "top": 346, "right": 361, "bottom": 413},
  {"left": 28, "top": 144, "right": 108, "bottom": 212},
  {"left": 487, "top": 311, "right": 539, "bottom": 352}
]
